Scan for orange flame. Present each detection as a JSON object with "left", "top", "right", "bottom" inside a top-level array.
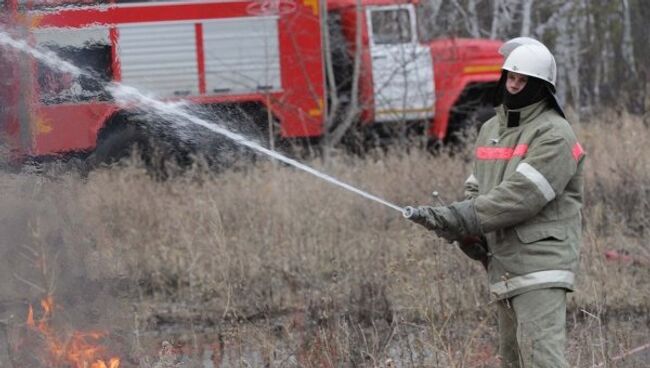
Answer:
[
  {"left": 26, "top": 295, "right": 120, "bottom": 368},
  {"left": 27, "top": 305, "right": 35, "bottom": 327},
  {"left": 90, "top": 357, "right": 121, "bottom": 368}
]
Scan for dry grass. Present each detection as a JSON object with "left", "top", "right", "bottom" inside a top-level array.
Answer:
[{"left": 0, "top": 112, "right": 648, "bottom": 367}]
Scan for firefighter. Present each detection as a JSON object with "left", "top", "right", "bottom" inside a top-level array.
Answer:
[{"left": 407, "top": 37, "right": 585, "bottom": 368}]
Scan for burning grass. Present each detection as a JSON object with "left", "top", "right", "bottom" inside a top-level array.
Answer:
[{"left": 0, "top": 111, "right": 648, "bottom": 367}]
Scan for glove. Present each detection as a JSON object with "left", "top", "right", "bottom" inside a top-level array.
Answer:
[
  {"left": 405, "top": 206, "right": 443, "bottom": 232},
  {"left": 406, "top": 200, "right": 482, "bottom": 243},
  {"left": 405, "top": 206, "right": 461, "bottom": 242},
  {"left": 458, "top": 235, "right": 489, "bottom": 270}
]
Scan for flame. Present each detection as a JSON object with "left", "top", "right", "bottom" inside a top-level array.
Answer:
[
  {"left": 91, "top": 357, "right": 121, "bottom": 368},
  {"left": 26, "top": 295, "right": 120, "bottom": 368},
  {"left": 27, "top": 305, "right": 35, "bottom": 327}
]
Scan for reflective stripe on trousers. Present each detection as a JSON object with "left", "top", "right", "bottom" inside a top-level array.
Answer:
[{"left": 490, "top": 270, "right": 575, "bottom": 297}]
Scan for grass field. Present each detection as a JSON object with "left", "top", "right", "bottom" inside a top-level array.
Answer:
[{"left": 0, "top": 111, "right": 648, "bottom": 367}]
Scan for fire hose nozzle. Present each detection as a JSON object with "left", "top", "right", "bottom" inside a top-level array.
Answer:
[{"left": 402, "top": 206, "right": 416, "bottom": 218}]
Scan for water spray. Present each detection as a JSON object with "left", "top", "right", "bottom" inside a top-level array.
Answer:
[
  {"left": 0, "top": 30, "right": 409, "bottom": 215},
  {"left": 109, "top": 84, "right": 407, "bottom": 214},
  {"left": 0, "top": 31, "right": 83, "bottom": 77}
]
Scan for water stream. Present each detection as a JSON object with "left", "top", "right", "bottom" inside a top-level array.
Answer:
[{"left": 0, "top": 30, "right": 405, "bottom": 214}]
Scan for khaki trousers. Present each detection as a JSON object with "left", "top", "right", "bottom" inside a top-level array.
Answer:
[{"left": 497, "top": 288, "right": 568, "bottom": 368}]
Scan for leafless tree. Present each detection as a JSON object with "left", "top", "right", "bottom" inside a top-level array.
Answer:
[
  {"left": 620, "top": 0, "right": 637, "bottom": 77},
  {"left": 417, "top": 0, "right": 646, "bottom": 114},
  {"left": 520, "top": 0, "right": 534, "bottom": 36},
  {"left": 322, "top": 0, "right": 364, "bottom": 152}
]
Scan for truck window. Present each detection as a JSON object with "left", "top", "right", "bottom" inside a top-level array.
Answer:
[
  {"left": 370, "top": 9, "right": 412, "bottom": 45},
  {"left": 37, "top": 43, "right": 112, "bottom": 104}
]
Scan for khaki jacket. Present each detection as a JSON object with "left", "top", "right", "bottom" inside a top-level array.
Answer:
[{"left": 465, "top": 100, "right": 585, "bottom": 299}]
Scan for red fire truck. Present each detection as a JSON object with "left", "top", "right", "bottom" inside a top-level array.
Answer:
[{"left": 0, "top": 0, "right": 502, "bottom": 165}]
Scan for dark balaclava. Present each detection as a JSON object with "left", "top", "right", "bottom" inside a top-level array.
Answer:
[
  {"left": 504, "top": 75, "right": 547, "bottom": 110},
  {"left": 492, "top": 70, "right": 566, "bottom": 121},
  {"left": 492, "top": 70, "right": 555, "bottom": 127},
  {"left": 492, "top": 70, "right": 549, "bottom": 110}
]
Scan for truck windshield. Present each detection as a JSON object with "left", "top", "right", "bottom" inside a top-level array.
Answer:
[{"left": 370, "top": 8, "right": 412, "bottom": 45}]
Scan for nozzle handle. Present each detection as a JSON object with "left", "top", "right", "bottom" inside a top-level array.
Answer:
[{"left": 403, "top": 206, "right": 416, "bottom": 218}]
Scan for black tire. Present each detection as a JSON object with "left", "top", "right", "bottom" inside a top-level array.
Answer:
[
  {"left": 447, "top": 104, "right": 495, "bottom": 144},
  {"left": 186, "top": 103, "right": 273, "bottom": 171},
  {"left": 87, "top": 104, "right": 270, "bottom": 175},
  {"left": 466, "top": 104, "right": 495, "bottom": 133},
  {"left": 86, "top": 122, "right": 150, "bottom": 170}
]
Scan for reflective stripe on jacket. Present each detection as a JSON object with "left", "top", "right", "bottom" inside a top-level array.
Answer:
[{"left": 464, "top": 100, "right": 585, "bottom": 299}]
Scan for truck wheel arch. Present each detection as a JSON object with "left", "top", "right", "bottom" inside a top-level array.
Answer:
[
  {"left": 86, "top": 112, "right": 150, "bottom": 169},
  {"left": 434, "top": 77, "right": 498, "bottom": 142}
]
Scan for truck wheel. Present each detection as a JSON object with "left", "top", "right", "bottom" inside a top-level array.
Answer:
[
  {"left": 198, "top": 119, "right": 266, "bottom": 171},
  {"left": 86, "top": 123, "right": 149, "bottom": 170},
  {"left": 87, "top": 106, "right": 268, "bottom": 175},
  {"left": 447, "top": 104, "right": 494, "bottom": 144},
  {"left": 466, "top": 104, "right": 495, "bottom": 132}
]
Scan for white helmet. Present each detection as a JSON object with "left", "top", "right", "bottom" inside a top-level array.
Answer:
[{"left": 499, "top": 37, "right": 557, "bottom": 89}]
